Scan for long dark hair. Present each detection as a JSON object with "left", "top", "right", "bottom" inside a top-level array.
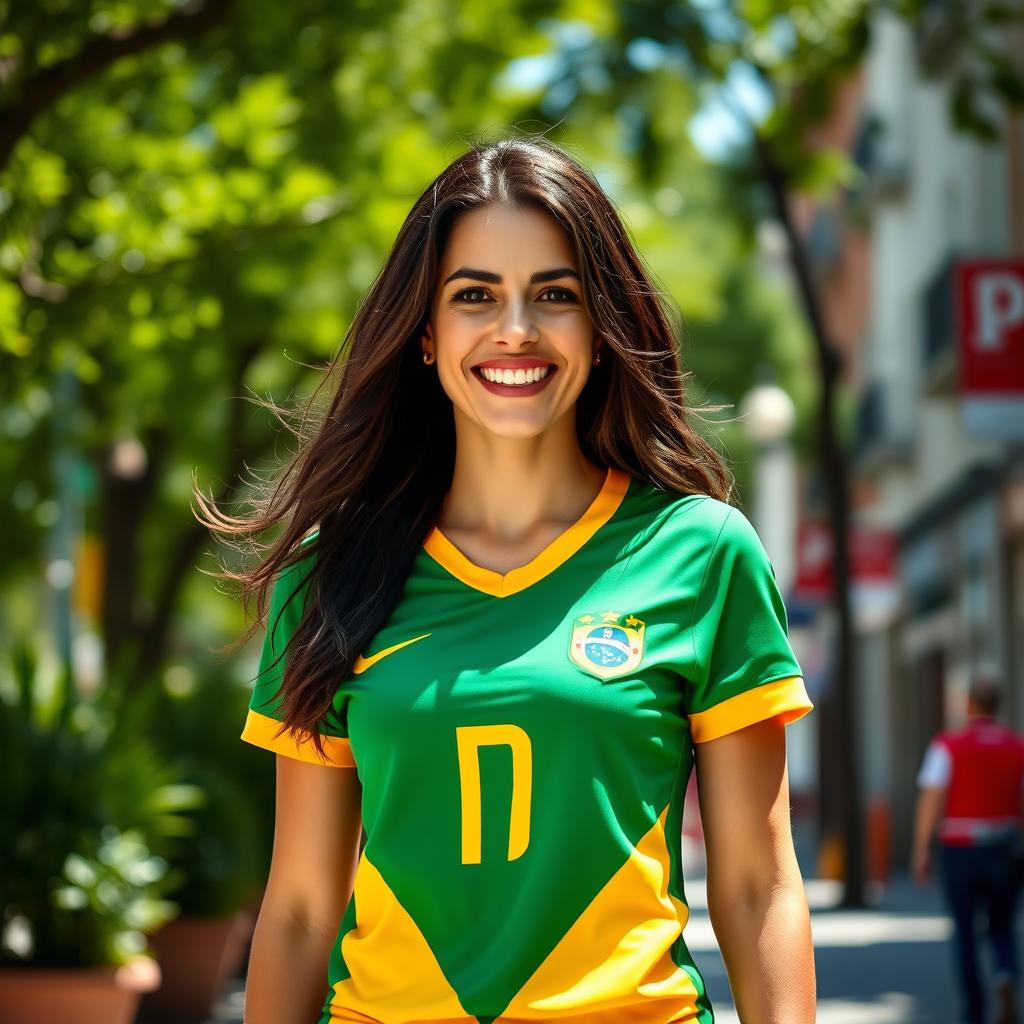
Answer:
[{"left": 193, "top": 134, "right": 733, "bottom": 758}]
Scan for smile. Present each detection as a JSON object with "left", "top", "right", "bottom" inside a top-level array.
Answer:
[{"left": 471, "top": 363, "right": 557, "bottom": 396}]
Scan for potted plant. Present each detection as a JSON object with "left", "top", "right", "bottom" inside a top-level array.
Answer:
[
  {"left": 0, "top": 644, "right": 202, "bottom": 1024},
  {"left": 136, "top": 664, "right": 271, "bottom": 1022}
]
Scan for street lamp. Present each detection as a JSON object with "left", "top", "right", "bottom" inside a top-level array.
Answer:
[
  {"left": 739, "top": 377, "right": 819, "bottom": 839},
  {"left": 739, "top": 379, "right": 798, "bottom": 596},
  {"left": 739, "top": 380, "right": 796, "bottom": 444}
]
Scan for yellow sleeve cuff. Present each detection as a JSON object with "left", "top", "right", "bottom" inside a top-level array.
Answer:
[
  {"left": 688, "top": 675, "right": 813, "bottom": 744},
  {"left": 241, "top": 708, "right": 357, "bottom": 767}
]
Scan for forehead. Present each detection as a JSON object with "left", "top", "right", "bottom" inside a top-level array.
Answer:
[{"left": 440, "top": 203, "right": 576, "bottom": 270}]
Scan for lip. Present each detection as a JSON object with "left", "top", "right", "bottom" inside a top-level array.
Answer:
[{"left": 471, "top": 362, "right": 557, "bottom": 397}]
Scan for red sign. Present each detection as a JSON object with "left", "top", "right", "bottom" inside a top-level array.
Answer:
[
  {"left": 794, "top": 522, "right": 898, "bottom": 601},
  {"left": 957, "top": 260, "right": 1024, "bottom": 394}
]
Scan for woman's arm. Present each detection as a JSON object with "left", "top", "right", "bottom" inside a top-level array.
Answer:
[
  {"left": 245, "top": 754, "right": 363, "bottom": 1024},
  {"left": 694, "top": 717, "right": 815, "bottom": 1024}
]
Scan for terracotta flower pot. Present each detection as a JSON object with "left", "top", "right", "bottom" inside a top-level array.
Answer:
[
  {"left": 0, "top": 955, "right": 160, "bottom": 1024},
  {"left": 137, "top": 909, "right": 255, "bottom": 1022}
]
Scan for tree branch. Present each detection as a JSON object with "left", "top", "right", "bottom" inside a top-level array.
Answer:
[
  {"left": 13, "top": 199, "right": 348, "bottom": 306},
  {"left": 0, "top": 0, "right": 233, "bottom": 173}
]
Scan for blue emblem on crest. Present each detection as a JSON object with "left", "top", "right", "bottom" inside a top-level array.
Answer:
[{"left": 568, "top": 612, "right": 645, "bottom": 679}]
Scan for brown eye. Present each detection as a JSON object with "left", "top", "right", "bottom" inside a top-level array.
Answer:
[
  {"left": 540, "top": 287, "right": 578, "bottom": 302},
  {"left": 452, "top": 287, "right": 489, "bottom": 303}
]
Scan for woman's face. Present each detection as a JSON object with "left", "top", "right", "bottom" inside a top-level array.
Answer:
[{"left": 423, "top": 203, "right": 599, "bottom": 441}]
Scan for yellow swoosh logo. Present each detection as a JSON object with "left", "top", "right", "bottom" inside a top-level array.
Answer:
[{"left": 352, "top": 633, "right": 432, "bottom": 674}]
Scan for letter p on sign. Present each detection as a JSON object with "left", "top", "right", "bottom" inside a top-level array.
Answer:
[
  {"left": 957, "top": 259, "right": 1024, "bottom": 438},
  {"left": 975, "top": 271, "right": 1024, "bottom": 351}
]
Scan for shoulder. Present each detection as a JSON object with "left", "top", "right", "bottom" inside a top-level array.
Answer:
[
  {"left": 268, "top": 528, "right": 321, "bottom": 613},
  {"left": 632, "top": 481, "right": 740, "bottom": 549},
  {"left": 655, "top": 489, "right": 764, "bottom": 567},
  {"left": 625, "top": 482, "right": 767, "bottom": 578},
  {"left": 280, "top": 527, "right": 320, "bottom": 577}
]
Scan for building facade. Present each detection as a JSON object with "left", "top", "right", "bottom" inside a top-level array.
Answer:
[{"left": 793, "top": 9, "right": 1024, "bottom": 874}]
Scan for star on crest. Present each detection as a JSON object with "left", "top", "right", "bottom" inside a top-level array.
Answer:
[
  {"left": 577, "top": 613, "right": 594, "bottom": 623},
  {"left": 625, "top": 614, "right": 642, "bottom": 628},
  {"left": 600, "top": 610, "right": 620, "bottom": 622}
]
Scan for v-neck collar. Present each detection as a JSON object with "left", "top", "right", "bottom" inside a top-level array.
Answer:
[{"left": 422, "top": 465, "right": 632, "bottom": 598}]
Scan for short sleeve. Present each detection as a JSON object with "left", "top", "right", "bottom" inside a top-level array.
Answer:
[
  {"left": 686, "top": 506, "right": 813, "bottom": 743},
  {"left": 916, "top": 740, "right": 951, "bottom": 788},
  {"left": 240, "top": 546, "right": 356, "bottom": 768}
]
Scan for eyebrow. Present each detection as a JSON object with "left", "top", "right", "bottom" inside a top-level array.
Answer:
[{"left": 442, "top": 266, "right": 581, "bottom": 287}]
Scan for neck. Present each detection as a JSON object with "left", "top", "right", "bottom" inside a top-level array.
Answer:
[{"left": 440, "top": 414, "right": 606, "bottom": 539}]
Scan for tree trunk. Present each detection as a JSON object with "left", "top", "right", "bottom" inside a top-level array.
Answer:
[
  {"left": 100, "top": 428, "right": 167, "bottom": 676},
  {"left": 752, "top": 130, "right": 866, "bottom": 909}
]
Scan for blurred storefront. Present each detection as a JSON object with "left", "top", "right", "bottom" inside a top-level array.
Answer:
[{"left": 791, "top": 9, "right": 1024, "bottom": 878}]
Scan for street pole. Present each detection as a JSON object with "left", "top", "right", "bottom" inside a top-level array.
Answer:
[
  {"left": 752, "top": 131, "right": 866, "bottom": 908},
  {"left": 49, "top": 365, "right": 80, "bottom": 678}
]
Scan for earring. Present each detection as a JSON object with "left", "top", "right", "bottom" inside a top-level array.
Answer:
[
  {"left": 423, "top": 350, "right": 435, "bottom": 365},
  {"left": 593, "top": 350, "right": 602, "bottom": 366}
]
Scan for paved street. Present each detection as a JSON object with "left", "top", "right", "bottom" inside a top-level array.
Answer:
[
  {"left": 205, "top": 872, "right": 962, "bottom": 1023},
  {"left": 686, "top": 874, "right": 954, "bottom": 1023}
]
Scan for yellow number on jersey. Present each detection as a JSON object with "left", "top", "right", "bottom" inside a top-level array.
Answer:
[{"left": 456, "top": 724, "right": 532, "bottom": 864}]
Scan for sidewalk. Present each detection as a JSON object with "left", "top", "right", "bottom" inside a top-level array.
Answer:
[{"left": 684, "top": 872, "right": 955, "bottom": 1023}]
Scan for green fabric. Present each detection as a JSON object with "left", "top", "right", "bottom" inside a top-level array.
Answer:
[
  {"left": 687, "top": 504, "right": 803, "bottom": 714},
  {"left": 244, "top": 476, "right": 805, "bottom": 1023},
  {"left": 249, "top": 538, "right": 348, "bottom": 740}
]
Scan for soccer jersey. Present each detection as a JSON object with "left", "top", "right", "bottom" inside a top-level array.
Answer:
[{"left": 241, "top": 465, "right": 812, "bottom": 1024}]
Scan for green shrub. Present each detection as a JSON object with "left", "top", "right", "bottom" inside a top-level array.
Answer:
[
  {"left": 0, "top": 643, "right": 202, "bottom": 967},
  {"left": 150, "top": 663, "right": 271, "bottom": 917}
]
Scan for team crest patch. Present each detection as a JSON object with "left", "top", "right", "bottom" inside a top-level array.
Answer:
[{"left": 568, "top": 611, "right": 646, "bottom": 680}]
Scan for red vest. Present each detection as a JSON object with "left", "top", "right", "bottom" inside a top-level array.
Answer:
[{"left": 938, "top": 717, "right": 1024, "bottom": 846}]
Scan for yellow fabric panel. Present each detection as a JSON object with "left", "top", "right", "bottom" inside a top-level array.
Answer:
[
  {"left": 421, "top": 466, "right": 631, "bottom": 597},
  {"left": 240, "top": 708, "right": 356, "bottom": 767},
  {"left": 328, "top": 853, "right": 472, "bottom": 1023},
  {"left": 688, "top": 675, "right": 813, "bottom": 744},
  {"left": 495, "top": 804, "right": 700, "bottom": 1022}
]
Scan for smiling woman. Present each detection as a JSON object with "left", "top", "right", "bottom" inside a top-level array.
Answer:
[
  {"left": 424, "top": 204, "right": 596, "bottom": 444},
  {"left": 193, "top": 135, "right": 815, "bottom": 1024}
]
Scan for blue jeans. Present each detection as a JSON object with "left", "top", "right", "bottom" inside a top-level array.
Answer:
[{"left": 939, "top": 840, "right": 1022, "bottom": 1024}]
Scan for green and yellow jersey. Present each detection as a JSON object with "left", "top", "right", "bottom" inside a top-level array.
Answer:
[{"left": 241, "top": 465, "right": 812, "bottom": 1024}]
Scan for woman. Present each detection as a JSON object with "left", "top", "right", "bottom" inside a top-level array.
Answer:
[{"left": 197, "top": 136, "right": 816, "bottom": 1024}]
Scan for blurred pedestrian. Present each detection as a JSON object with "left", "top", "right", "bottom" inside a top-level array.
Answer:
[{"left": 913, "top": 672, "right": 1024, "bottom": 1024}]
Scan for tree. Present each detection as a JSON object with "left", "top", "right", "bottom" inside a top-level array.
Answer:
[{"left": 0, "top": 0, "right": 567, "bottom": 676}]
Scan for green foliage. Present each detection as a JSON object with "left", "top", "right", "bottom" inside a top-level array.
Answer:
[
  {"left": 50, "top": 827, "right": 178, "bottom": 967},
  {"left": 163, "top": 767, "right": 263, "bottom": 917},
  {"left": 0, "top": 0, "right": 577, "bottom": 669},
  {"left": 0, "top": 642, "right": 202, "bottom": 967},
  {"left": 149, "top": 666, "right": 272, "bottom": 916},
  {"left": 886, "top": 0, "right": 1024, "bottom": 139}
]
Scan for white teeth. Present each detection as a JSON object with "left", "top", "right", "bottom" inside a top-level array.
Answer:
[{"left": 479, "top": 365, "right": 550, "bottom": 385}]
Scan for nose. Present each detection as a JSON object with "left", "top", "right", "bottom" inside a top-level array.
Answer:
[{"left": 494, "top": 298, "right": 539, "bottom": 346}]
